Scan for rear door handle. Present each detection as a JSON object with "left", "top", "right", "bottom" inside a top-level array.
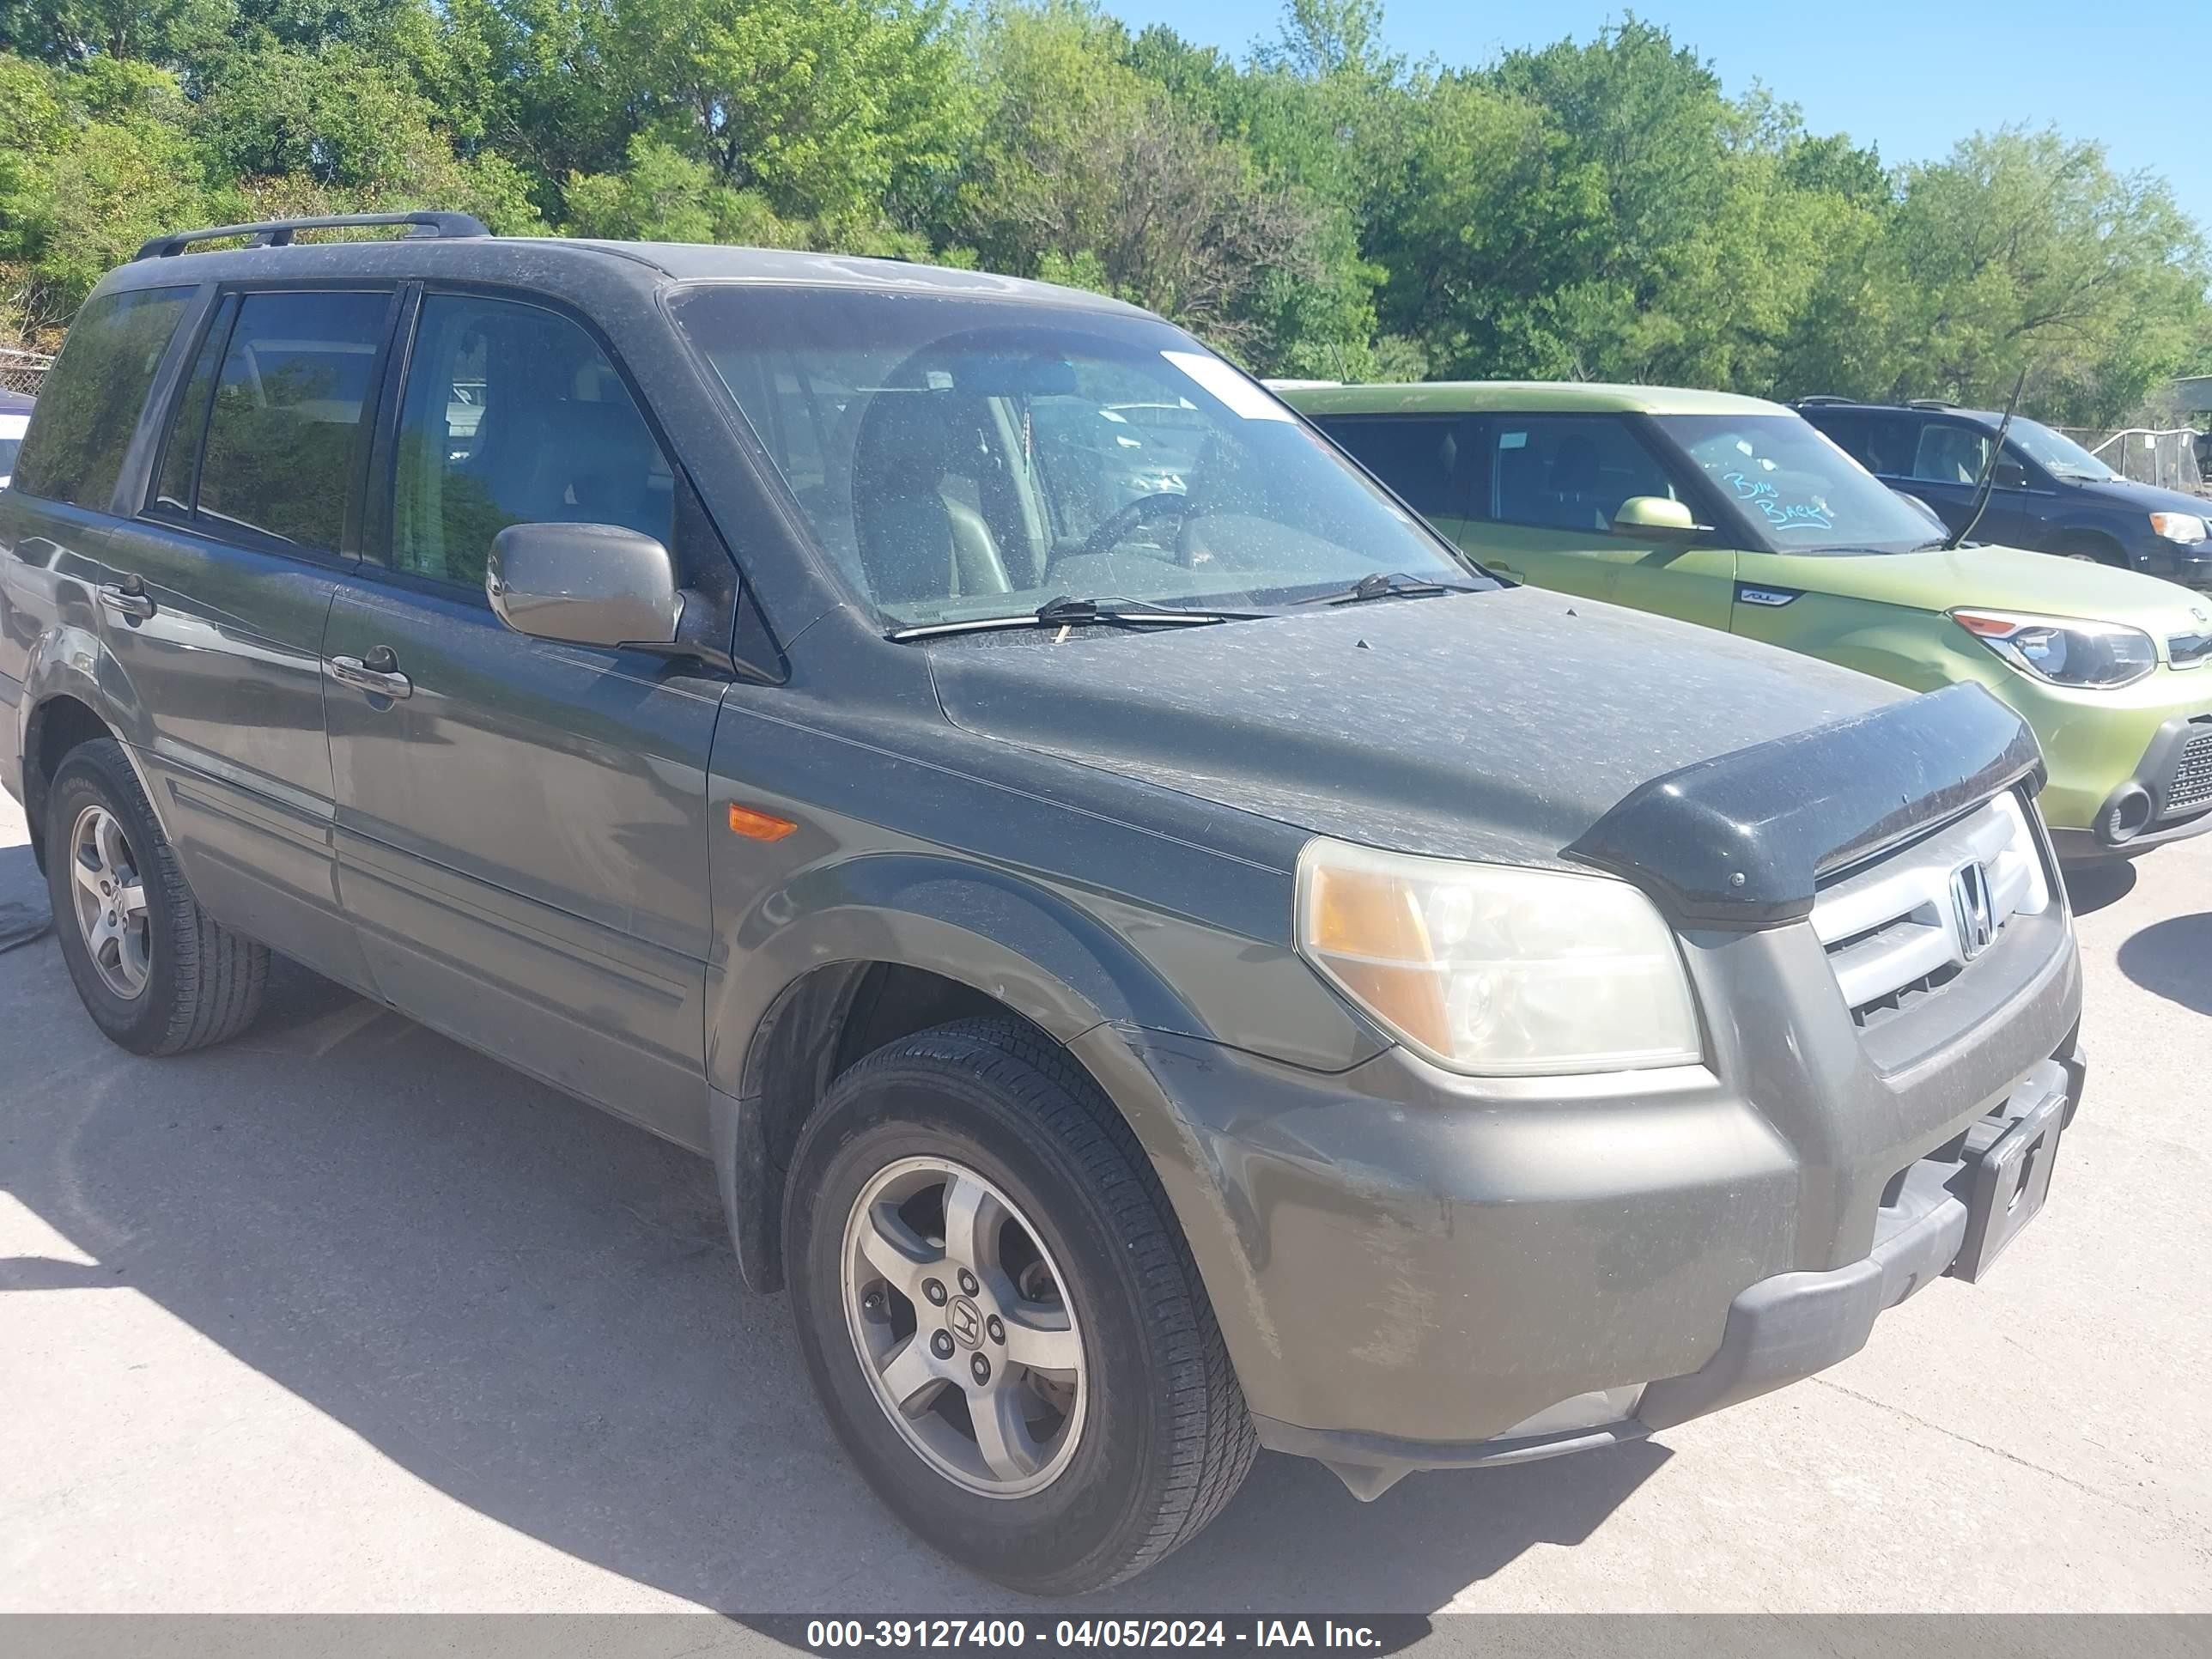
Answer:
[
  {"left": 328, "top": 649, "right": 413, "bottom": 701},
  {"left": 97, "top": 580, "right": 155, "bottom": 621}
]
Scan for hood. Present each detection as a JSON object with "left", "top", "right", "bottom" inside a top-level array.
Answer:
[
  {"left": 2066, "top": 474, "right": 2209, "bottom": 518},
  {"left": 1755, "top": 541, "right": 2212, "bottom": 641},
  {"left": 926, "top": 585, "right": 1902, "bottom": 870}
]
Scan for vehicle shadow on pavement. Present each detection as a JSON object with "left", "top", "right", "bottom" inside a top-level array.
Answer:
[
  {"left": 2115, "top": 913, "right": 2212, "bottom": 1016},
  {"left": 0, "top": 947, "right": 1664, "bottom": 1614},
  {"left": 2060, "top": 861, "right": 2137, "bottom": 917}
]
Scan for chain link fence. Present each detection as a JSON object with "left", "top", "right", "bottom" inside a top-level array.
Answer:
[
  {"left": 1, "top": 348, "right": 52, "bottom": 398},
  {"left": 2052, "top": 425, "right": 2207, "bottom": 495}
]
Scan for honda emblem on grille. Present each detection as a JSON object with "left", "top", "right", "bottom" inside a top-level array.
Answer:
[{"left": 1950, "top": 860, "right": 1996, "bottom": 960}]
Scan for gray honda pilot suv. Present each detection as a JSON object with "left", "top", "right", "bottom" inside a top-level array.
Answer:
[{"left": 0, "top": 214, "right": 2085, "bottom": 1594}]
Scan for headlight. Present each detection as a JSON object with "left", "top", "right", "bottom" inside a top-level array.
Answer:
[
  {"left": 2150, "top": 511, "right": 2209, "bottom": 544},
  {"left": 1950, "top": 608, "right": 2158, "bottom": 688},
  {"left": 1295, "top": 840, "right": 1703, "bottom": 1076}
]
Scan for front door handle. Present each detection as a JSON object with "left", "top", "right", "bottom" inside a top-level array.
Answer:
[
  {"left": 97, "top": 578, "right": 155, "bottom": 621},
  {"left": 328, "top": 647, "right": 413, "bottom": 701}
]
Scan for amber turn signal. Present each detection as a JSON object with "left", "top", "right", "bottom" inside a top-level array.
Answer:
[{"left": 726, "top": 803, "right": 798, "bottom": 842}]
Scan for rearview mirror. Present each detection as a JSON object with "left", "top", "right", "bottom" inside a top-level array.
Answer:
[
  {"left": 487, "top": 522, "right": 683, "bottom": 649},
  {"left": 1610, "top": 495, "right": 1709, "bottom": 539},
  {"left": 1992, "top": 461, "right": 2030, "bottom": 490}
]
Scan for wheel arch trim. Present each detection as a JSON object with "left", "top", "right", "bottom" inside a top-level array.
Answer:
[
  {"left": 18, "top": 629, "right": 173, "bottom": 856},
  {"left": 703, "top": 854, "right": 1232, "bottom": 1292}
]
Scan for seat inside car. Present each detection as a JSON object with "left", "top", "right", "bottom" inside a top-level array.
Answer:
[{"left": 850, "top": 390, "right": 1012, "bottom": 605}]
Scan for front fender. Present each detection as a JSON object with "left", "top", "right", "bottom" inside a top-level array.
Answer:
[{"left": 702, "top": 844, "right": 1383, "bottom": 1291}]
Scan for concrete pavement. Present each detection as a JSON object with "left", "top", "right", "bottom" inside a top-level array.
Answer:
[{"left": 2, "top": 787, "right": 2207, "bottom": 1614}]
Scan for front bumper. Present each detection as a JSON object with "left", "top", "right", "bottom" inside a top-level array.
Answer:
[
  {"left": 2145, "top": 539, "right": 2212, "bottom": 591},
  {"left": 1079, "top": 884, "right": 2083, "bottom": 1495},
  {"left": 2047, "top": 711, "right": 2212, "bottom": 860},
  {"left": 1252, "top": 1052, "right": 2082, "bottom": 1498},
  {"left": 1996, "top": 670, "right": 2212, "bottom": 842}
]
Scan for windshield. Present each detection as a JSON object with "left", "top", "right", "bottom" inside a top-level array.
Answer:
[
  {"left": 668, "top": 285, "right": 1474, "bottom": 627},
  {"left": 1655, "top": 413, "right": 1946, "bottom": 554},
  {"left": 2006, "top": 418, "right": 2117, "bottom": 482}
]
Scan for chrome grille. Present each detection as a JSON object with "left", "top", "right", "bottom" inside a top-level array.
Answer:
[
  {"left": 1812, "top": 793, "right": 2051, "bottom": 1027},
  {"left": 2167, "top": 728, "right": 2212, "bottom": 817}
]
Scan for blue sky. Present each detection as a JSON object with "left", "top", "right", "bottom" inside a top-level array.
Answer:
[{"left": 1097, "top": 1, "right": 2212, "bottom": 234}]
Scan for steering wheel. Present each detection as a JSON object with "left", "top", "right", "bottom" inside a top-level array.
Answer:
[{"left": 1074, "top": 491, "right": 1196, "bottom": 562}]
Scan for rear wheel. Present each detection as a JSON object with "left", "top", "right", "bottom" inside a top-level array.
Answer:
[
  {"left": 784, "top": 1017, "right": 1255, "bottom": 1594},
  {"left": 45, "top": 738, "right": 267, "bottom": 1055}
]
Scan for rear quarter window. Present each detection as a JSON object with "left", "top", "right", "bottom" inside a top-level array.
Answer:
[{"left": 10, "top": 287, "right": 192, "bottom": 510}]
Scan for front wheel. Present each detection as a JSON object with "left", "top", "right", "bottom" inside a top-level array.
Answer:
[{"left": 784, "top": 1018, "right": 1255, "bottom": 1594}]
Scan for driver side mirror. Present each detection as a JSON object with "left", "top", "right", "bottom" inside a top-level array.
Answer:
[
  {"left": 487, "top": 522, "right": 684, "bottom": 650},
  {"left": 1610, "top": 495, "right": 1711, "bottom": 540},
  {"left": 1992, "top": 460, "right": 2030, "bottom": 490}
]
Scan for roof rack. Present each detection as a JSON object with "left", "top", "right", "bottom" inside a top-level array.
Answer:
[
  {"left": 1792, "top": 394, "right": 1853, "bottom": 405},
  {"left": 1905, "top": 398, "right": 1957, "bottom": 410},
  {"left": 133, "top": 211, "right": 489, "bottom": 262}
]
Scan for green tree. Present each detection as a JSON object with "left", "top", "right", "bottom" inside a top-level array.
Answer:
[
  {"left": 1779, "top": 127, "right": 2211, "bottom": 423},
  {"left": 616, "top": 0, "right": 973, "bottom": 229},
  {"left": 0, "top": 54, "right": 216, "bottom": 334},
  {"left": 955, "top": 2, "right": 1321, "bottom": 362}
]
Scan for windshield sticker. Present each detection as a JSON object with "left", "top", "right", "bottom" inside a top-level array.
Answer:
[
  {"left": 1160, "top": 351, "right": 1291, "bottom": 422},
  {"left": 1722, "top": 470, "right": 1834, "bottom": 532},
  {"left": 1498, "top": 431, "right": 1528, "bottom": 449}
]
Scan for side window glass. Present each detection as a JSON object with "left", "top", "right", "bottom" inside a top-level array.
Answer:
[
  {"left": 1322, "top": 417, "right": 1473, "bottom": 518},
  {"left": 11, "top": 286, "right": 192, "bottom": 509},
  {"left": 391, "top": 295, "right": 674, "bottom": 590},
  {"left": 152, "top": 296, "right": 236, "bottom": 514},
  {"left": 1854, "top": 415, "right": 1921, "bottom": 478},
  {"left": 192, "top": 290, "right": 392, "bottom": 551},
  {"left": 1912, "top": 423, "right": 1990, "bottom": 486},
  {"left": 1482, "top": 416, "right": 1679, "bottom": 532}
]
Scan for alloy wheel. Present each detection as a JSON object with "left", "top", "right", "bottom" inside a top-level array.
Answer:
[
  {"left": 67, "top": 803, "right": 150, "bottom": 1000},
  {"left": 840, "top": 1155, "right": 1086, "bottom": 1498}
]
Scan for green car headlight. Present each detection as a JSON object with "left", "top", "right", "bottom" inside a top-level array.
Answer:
[{"left": 1951, "top": 608, "right": 2158, "bottom": 689}]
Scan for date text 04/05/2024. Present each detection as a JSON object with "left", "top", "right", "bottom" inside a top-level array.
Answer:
[{"left": 799, "top": 1619, "right": 1393, "bottom": 1651}]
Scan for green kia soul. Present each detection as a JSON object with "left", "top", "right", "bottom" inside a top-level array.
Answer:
[{"left": 1287, "top": 382, "right": 2212, "bottom": 860}]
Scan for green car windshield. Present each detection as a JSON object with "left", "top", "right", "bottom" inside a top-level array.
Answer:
[
  {"left": 1656, "top": 413, "right": 1947, "bottom": 556},
  {"left": 668, "top": 284, "right": 1477, "bottom": 629}
]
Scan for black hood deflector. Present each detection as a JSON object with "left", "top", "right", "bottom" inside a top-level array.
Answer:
[{"left": 1565, "top": 681, "right": 2044, "bottom": 927}]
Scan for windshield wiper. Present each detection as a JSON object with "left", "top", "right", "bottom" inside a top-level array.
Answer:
[
  {"left": 886, "top": 594, "right": 1266, "bottom": 641},
  {"left": 1293, "top": 572, "right": 1483, "bottom": 606}
]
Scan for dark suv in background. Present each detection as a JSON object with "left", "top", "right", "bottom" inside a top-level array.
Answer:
[
  {"left": 1, "top": 214, "right": 2085, "bottom": 1593},
  {"left": 1796, "top": 397, "right": 2212, "bottom": 590}
]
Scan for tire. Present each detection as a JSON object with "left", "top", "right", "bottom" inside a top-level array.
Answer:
[
  {"left": 784, "top": 1016, "right": 1256, "bottom": 1594},
  {"left": 45, "top": 738, "right": 268, "bottom": 1055},
  {"left": 2057, "top": 532, "right": 2126, "bottom": 568}
]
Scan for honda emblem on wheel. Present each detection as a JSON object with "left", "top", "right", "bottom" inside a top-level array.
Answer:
[{"left": 1950, "top": 860, "right": 1996, "bottom": 959}]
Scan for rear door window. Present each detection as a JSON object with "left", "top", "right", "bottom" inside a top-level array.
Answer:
[
  {"left": 1479, "top": 415, "right": 1682, "bottom": 532},
  {"left": 1318, "top": 416, "right": 1478, "bottom": 520},
  {"left": 10, "top": 286, "right": 192, "bottom": 510},
  {"left": 152, "top": 289, "right": 394, "bottom": 554}
]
